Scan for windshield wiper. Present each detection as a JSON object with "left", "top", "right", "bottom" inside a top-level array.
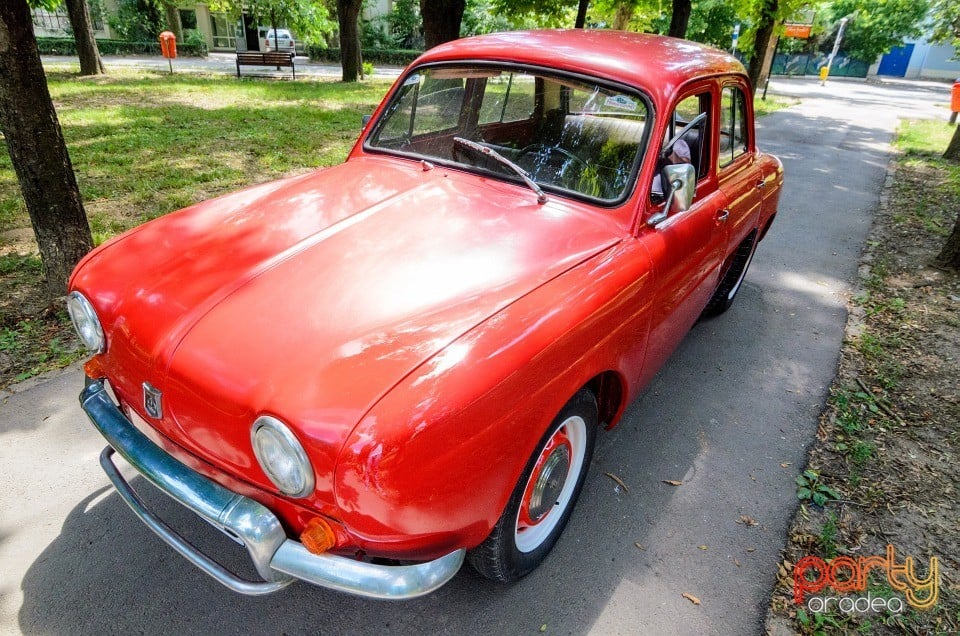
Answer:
[{"left": 453, "top": 137, "right": 547, "bottom": 205}]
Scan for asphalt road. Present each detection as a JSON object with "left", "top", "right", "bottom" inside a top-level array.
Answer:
[{"left": 0, "top": 77, "right": 952, "bottom": 636}]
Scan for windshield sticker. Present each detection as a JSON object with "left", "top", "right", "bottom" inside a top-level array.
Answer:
[
  {"left": 403, "top": 73, "right": 420, "bottom": 86},
  {"left": 604, "top": 95, "right": 638, "bottom": 111}
]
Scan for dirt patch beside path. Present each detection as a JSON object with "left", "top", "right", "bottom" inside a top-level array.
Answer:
[{"left": 766, "top": 151, "right": 960, "bottom": 633}]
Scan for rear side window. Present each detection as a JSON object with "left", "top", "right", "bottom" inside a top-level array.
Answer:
[
  {"left": 719, "top": 86, "right": 748, "bottom": 167},
  {"left": 478, "top": 72, "right": 535, "bottom": 124}
]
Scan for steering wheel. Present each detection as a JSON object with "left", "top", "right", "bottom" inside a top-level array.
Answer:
[{"left": 520, "top": 144, "right": 589, "bottom": 170}]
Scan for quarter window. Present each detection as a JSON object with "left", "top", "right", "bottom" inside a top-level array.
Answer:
[{"left": 719, "top": 87, "right": 748, "bottom": 167}]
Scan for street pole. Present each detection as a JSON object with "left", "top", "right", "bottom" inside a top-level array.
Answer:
[
  {"left": 821, "top": 16, "right": 849, "bottom": 85},
  {"left": 762, "top": 36, "right": 780, "bottom": 101}
]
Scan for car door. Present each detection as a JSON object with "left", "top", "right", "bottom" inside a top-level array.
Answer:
[
  {"left": 637, "top": 86, "right": 728, "bottom": 381},
  {"left": 716, "top": 82, "right": 763, "bottom": 259}
]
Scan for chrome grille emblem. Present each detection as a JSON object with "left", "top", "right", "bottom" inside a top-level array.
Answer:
[{"left": 143, "top": 382, "right": 163, "bottom": 419}]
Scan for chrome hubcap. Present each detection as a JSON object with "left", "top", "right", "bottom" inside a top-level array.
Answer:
[{"left": 528, "top": 445, "right": 570, "bottom": 521}]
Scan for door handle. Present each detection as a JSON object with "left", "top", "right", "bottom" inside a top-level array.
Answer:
[
  {"left": 755, "top": 179, "right": 767, "bottom": 189},
  {"left": 716, "top": 209, "right": 730, "bottom": 222}
]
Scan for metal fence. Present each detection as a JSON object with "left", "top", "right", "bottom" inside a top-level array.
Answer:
[{"left": 771, "top": 53, "right": 869, "bottom": 78}]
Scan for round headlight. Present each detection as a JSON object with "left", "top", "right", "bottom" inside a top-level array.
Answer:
[
  {"left": 251, "top": 416, "right": 315, "bottom": 498},
  {"left": 66, "top": 291, "right": 105, "bottom": 353}
]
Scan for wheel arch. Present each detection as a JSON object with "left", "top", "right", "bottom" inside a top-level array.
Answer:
[{"left": 584, "top": 370, "right": 627, "bottom": 430}]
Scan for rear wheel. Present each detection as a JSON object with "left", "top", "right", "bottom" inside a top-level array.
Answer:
[
  {"left": 468, "top": 389, "right": 598, "bottom": 582},
  {"left": 704, "top": 230, "right": 757, "bottom": 317}
]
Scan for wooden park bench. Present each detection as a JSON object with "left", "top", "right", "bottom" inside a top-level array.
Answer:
[{"left": 236, "top": 51, "right": 296, "bottom": 79}]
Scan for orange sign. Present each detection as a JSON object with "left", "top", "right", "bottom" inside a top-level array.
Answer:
[{"left": 784, "top": 24, "right": 813, "bottom": 39}]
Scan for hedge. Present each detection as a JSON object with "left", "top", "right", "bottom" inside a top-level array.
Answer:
[
  {"left": 37, "top": 37, "right": 208, "bottom": 58},
  {"left": 306, "top": 45, "right": 421, "bottom": 66}
]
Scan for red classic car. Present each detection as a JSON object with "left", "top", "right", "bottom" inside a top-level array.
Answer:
[{"left": 70, "top": 30, "right": 783, "bottom": 598}]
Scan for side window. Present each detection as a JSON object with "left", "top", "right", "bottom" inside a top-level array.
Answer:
[
  {"left": 412, "top": 79, "right": 465, "bottom": 136},
  {"left": 478, "top": 72, "right": 536, "bottom": 125},
  {"left": 719, "top": 86, "right": 748, "bottom": 167},
  {"left": 651, "top": 92, "right": 710, "bottom": 200}
]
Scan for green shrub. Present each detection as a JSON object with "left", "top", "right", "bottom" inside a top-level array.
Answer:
[
  {"left": 306, "top": 44, "right": 421, "bottom": 66},
  {"left": 37, "top": 37, "right": 208, "bottom": 58}
]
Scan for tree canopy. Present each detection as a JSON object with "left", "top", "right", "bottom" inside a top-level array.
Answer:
[
  {"left": 824, "top": 0, "right": 928, "bottom": 62},
  {"left": 207, "top": 0, "right": 335, "bottom": 44},
  {"left": 929, "top": 0, "right": 960, "bottom": 54}
]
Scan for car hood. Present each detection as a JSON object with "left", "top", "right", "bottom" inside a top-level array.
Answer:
[{"left": 73, "top": 156, "right": 622, "bottom": 504}]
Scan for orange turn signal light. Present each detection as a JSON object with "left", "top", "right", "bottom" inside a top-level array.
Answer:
[{"left": 300, "top": 517, "right": 337, "bottom": 555}]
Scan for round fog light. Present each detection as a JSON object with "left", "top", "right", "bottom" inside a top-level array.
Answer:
[{"left": 251, "top": 416, "right": 315, "bottom": 498}]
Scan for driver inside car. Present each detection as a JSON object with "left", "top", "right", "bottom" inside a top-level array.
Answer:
[{"left": 651, "top": 138, "right": 691, "bottom": 200}]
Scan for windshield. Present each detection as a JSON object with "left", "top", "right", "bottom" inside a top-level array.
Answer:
[{"left": 366, "top": 65, "right": 651, "bottom": 203}]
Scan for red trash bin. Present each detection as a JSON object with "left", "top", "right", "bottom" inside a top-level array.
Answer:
[{"left": 951, "top": 78, "right": 960, "bottom": 124}]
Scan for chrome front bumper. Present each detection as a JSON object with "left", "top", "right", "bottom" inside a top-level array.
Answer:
[{"left": 80, "top": 379, "right": 464, "bottom": 599}]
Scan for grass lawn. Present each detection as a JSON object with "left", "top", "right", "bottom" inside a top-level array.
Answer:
[
  {"left": 0, "top": 70, "right": 393, "bottom": 239},
  {"left": 0, "top": 70, "right": 392, "bottom": 387},
  {"left": 754, "top": 94, "right": 799, "bottom": 118}
]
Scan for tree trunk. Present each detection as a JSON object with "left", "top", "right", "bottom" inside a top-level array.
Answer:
[
  {"left": 747, "top": 0, "right": 779, "bottom": 94},
  {"left": 337, "top": 0, "right": 362, "bottom": 82},
  {"left": 937, "top": 127, "right": 960, "bottom": 268},
  {"left": 420, "top": 0, "right": 465, "bottom": 50},
  {"left": 945, "top": 124, "right": 960, "bottom": 161},
  {"left": 936, "top": 212, "right": 960, "bottom": 269},
  {"left": 613, "top": 3, "right": 634, "bottom": 30},
  {"left": 63, "top": 0, "right": 104, "bottom": 75},
  {"left": 161, "top": 1, "right": 183, "bottom": 41},
  {"left": 0, "top": 2, "right": 94, "bottom": 298},
  {"left": 667, "top": 0, "right": 692, "bottom": 39},
  {"left": 575, "top": 0, "right": 590, "bottom": 28}
]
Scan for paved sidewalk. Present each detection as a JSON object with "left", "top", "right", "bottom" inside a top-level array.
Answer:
[{"left": 42, "top": 52, "right": 405, "bottom": 79}]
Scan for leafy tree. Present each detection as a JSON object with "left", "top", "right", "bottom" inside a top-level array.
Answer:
[
  {"left": 0, "top": 1, "right": 94, "bottom": 298},
  {"left": 108, "top": 0, "right": 163, "bottom": 41},
  {"left": 824, "top": 0, "right": 928, "bottom": 62},
  {"left": 928, "top": 0, "right": 960, "bottom": 266},
  {"left": 207, "top": 0, "right": 335, "bottom": 48},
  {"left": 387, "top": 0, "right": 421, "bottom": 48},
  {"left": 64, "top": 0, "right": 105, "bottom": 74},
  {"left": 336, "top": 0, "right": 362, "bottom": 81},
  {"left": 31, "top": 0, "right": 104, "bottom": 73},
  {"left": 159, "top": 0, "right": 182, "bottom": 41},
  {"left": 668, "top": 0, "right": 691, "bottom": 37},
  {"left": 420, "top": 0, "right": 466, "bottom": 49},
  {"left": 930, "top": 0, "right": 959, "bottom": 52},
  {"left": 463, "top": 0, "right": 544, "bottom": 35},
  {"left": 746, "top": 0, "right": 779, "bottom": 92},
  {"left": 490, "top": 0, "right": 590, "bottom": 28}
]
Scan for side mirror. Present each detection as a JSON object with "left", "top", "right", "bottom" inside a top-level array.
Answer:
[
  {"left": 648, "top": 163, "right": 696, "bottom": 227},
  {"left": 361, "top": 114, "right": 372, "bottom": 130}
]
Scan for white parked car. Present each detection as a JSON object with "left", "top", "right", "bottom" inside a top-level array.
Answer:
[{"left": 264, "top": 28, "right": 296, "bottom": 56}]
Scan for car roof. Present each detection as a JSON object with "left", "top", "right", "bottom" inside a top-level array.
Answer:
[{"left": 416, "top": 30, "right": 746, "bottom": 107}]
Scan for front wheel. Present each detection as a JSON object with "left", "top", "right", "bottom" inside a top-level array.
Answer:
[{"left": 468, "top": 389, "right": 597, "bottom": 582}]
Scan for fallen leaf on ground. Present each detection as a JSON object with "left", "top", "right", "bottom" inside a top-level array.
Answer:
[
  {"left": 697, "top": 545, "right": 708, "bottom": 550},
  {"left": 734, "top": 557, "right": 741, "bottom": 567},
  {"left": 539, "top": 625, "right": 547, "bottom": 633},
  {"left": 605, "top": 472, "right": 629, "bottom": 492},
  {"left": 737, "top": 515, "right": 758, "bottom": 526},
  {"left": 682, "top": 592, "right": 701, "bottom": 605},
  {"left": 661, "top": 479, "right": 683, "bottom": 486},
  {"left": 780, "top": 462, "right": 791, "bottom": 468},
  {"left": 634, "top": 542, "right": 645, "bottom": 550}
]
